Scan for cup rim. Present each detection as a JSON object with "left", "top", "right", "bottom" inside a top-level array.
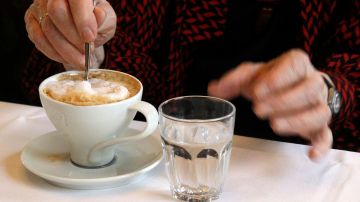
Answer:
[
  {"left": 39, "top": 69, "right": 143, "bottom": 108},
  {"left": 158, "top": 95, "right": 236, "bottom": 123}
]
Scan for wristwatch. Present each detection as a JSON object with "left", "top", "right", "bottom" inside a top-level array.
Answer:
[{"left": 322, "top": 73, "right": 341, "bottom": 116}]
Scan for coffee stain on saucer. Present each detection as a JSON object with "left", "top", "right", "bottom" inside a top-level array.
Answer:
[{"left": 47, "top": 153, "right": 69, "bottom": 163}]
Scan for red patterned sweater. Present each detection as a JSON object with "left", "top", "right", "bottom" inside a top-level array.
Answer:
[{"left": 23, "top": 0, "right": 359, "bottom": 151}]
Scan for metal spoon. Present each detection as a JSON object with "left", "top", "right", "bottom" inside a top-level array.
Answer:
[
  {"left": 84, "top": 0, "right": 96, "bottom": 81},
  {"left": 84, "top": 42, "right": 90, "bottom": 80}
]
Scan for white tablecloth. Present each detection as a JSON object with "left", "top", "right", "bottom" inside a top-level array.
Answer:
[{"left": 0, "top": 101, "right": 359, "bottom": 202}]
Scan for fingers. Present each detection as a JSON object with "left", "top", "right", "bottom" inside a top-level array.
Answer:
[
  {"left": 47, "top": 0, "right": 83, "bottom": 52},
  {"left": 269, "top": 103, "right": 333, "bottom": 161},
  {"left": 25, "top": 5, "right": 65, "bottom": 63},
  {"left": 208, "top": 62, "right": 263, "bottom": 100},
  {"left": 254, "top": 49, "right": 315, "bottom": 100},
  {"left": 308, "top": 127, "right": 333, "bottom": 161},
  {"left": 254, "top": 73, "right": 326, "bottom": 118},
  {"left": 25, "top": 0, "right": 114, "bottom": 69},
  {"left": 270, "top": 103, "right": 331, "bottom": 137},
  {"left": 68, "top": 0, "right": 97, "bottom": 42},
  {"left": 41, "top": 16, "right": 85, "bottom": 68}
]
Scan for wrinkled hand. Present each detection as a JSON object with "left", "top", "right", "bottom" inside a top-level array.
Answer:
[
  {"left": 208, "top": 49, "right": 332, "bottom": 160},
  {"left": 25, "top": 0, "right": 116, "bottom": 69}
]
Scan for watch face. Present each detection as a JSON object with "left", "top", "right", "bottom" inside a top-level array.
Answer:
[
  {"left": 328, "top": 88, "right": 341, "bottom": 115},
  {"left": 333, "top": 92, "right": 341, "bottom": 114}
]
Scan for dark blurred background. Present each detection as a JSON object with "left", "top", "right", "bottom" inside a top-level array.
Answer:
[{"left": 0, "top": 1, "right": 33, "bottom": 105}]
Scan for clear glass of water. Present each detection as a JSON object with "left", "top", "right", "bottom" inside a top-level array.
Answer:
[{"left": 159, "top": 96, "right": 236, "bottom": 201}]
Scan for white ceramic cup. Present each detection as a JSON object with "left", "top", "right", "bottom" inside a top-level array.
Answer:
[{"left": 39, "top": 69, "right": 159, "bottom": 168}]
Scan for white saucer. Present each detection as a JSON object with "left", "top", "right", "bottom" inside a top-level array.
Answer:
[{"left": 21, "top": 128, "right": 163, "bottom": 189}]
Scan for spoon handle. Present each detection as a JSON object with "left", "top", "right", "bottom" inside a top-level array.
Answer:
[{"left": 84, "top": 42, "right": 90, "bottom": 80}]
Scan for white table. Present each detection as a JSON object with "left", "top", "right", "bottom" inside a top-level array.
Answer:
[{"left": 0, "top": 101, "right": 359, "bottom": 202}]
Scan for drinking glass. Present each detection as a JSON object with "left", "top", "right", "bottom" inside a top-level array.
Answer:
[{"left": 159, "top": 96, "right": 236, "bottom": 201}]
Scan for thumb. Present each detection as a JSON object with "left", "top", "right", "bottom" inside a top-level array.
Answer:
[
  {"left": 94, "top": 6, "right": 107, "bottom": 29},
  {"left": 208, "top": 62, "right": 262, "bottom": 100}
]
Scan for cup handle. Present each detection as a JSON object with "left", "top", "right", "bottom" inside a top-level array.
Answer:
[{"left": 88, "top": 101, "right": 159, "bottom": 163}]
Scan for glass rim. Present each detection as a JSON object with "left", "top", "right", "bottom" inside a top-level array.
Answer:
[{"left": 158, "top": 95, "right": 236, "bottom": 123}]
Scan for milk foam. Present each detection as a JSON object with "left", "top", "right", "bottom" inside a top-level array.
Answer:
[{"left": 45, "top": 78, "right": 129, "bottom": 105}]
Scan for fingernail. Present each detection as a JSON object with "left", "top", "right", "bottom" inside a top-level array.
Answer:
[
  {"left": 78, "top": 55, "right": 85, "bottom": 68},
  {"left": 218, "top": 82, "right": 233, "bottom": 97},
  {"left": 91, "top": 42, "right": 95, "bottom": 52},
  {"left": 209, "top": 81, "right": 221, "bottom": 96},
  {"left": 209, "top": 80, "right": 229, "bottom": 98},
  {"left": 208, "top": 80, "right": 219, "bottom": 95},
  {"left": 275, "top": 119, "right": 289, "bottom": 130},
  {"left": 82, "top": 27, "right": 95, "bottom": 42},
  {"left": 218, "top": 80, "right": 231, "bottom": 91},
  {"left": 309, "top": 148, "right": 321, "bottom": 161}
]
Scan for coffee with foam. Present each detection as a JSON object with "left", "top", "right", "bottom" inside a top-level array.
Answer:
[{"left": 43, "top": 70, "right": 140, "bottom": 106}]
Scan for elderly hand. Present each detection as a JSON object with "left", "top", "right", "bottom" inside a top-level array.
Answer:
[
  {"left": 208, "top": 49, "right": 332, "bottom": 160},
  {"left": 25, "top": 0, "right": 116, "bottom": 70}
]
